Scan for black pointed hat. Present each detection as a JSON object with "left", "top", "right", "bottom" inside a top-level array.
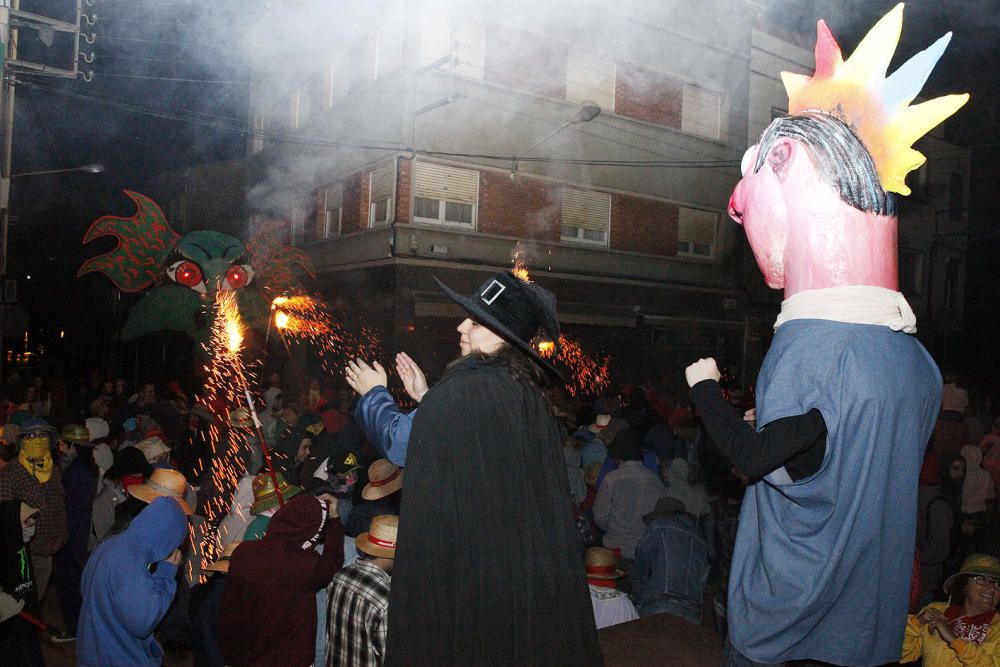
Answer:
[{"left": 433, "top": 271, "right": 562, "bottom": 380}]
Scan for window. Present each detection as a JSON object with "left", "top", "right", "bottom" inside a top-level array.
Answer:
[
  {"left": 251, "top": 114, "right": 265, "bottom": 154},
  {"left": 368, "top": 163, "right": 394, "bottom": 227},
  {"left": 321, "top": 185, "right": 343, "bottom": 238},
  {"left": 561, "top": 188, "right": 610, "bottom": 246},
  {"left": 681, "top": 84, "right": 722, "bottom": 140},
  {"left": 419, "top": 18, "right": 485, "bottom": 79},
  {"left": 413, "top": 162, "right": 478, "bottom": 227},
  {"left": 899, "top": 249, "right": 925, "bottom": 296},
  {"left": 677, "top": 207, "right": 718, "bottom": 259},
  {"left": 566, "top": 51, "right": 615, "bottom": 112}
]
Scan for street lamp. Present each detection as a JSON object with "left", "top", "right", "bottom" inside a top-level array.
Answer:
[
  {"left": 11, "top": 163, "right": 104, "bottom": 178},
  {"left": 521, "top": 101, "right": 602, "bottom": 157}
]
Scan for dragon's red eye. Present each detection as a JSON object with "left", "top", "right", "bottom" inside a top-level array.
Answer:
[
  {"left": 225, "top": 265, "right": 249, "bottom": 289},
  {"left": 174, "top": 261, "right": 203, "bottom": 288}
]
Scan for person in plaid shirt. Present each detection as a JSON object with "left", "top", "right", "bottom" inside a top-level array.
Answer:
[{"left": 326, "top": 514, "right": 396, "bottom": 667}]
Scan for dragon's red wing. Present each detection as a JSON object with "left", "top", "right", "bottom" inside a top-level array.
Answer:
[
  {"left": 77, "top": 191, "right": 181, "bottom": 292},
  {"left": 246, "top": 219, "right": 316, "bottom": 295}
]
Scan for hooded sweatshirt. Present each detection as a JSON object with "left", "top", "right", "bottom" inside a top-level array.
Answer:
[
  {"left": 218, "top": 494, "right": 344, "bottom": 667},
  {"left": 77, "top": 496, "right": 187, "bottom": 667},
  {"left": 961, "top": 444, "right": 996, "bottom": 514}
]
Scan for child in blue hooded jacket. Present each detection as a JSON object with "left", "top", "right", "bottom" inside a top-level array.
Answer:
[{"left": 77, "top": 495, "right": 187, "bottom": 667}]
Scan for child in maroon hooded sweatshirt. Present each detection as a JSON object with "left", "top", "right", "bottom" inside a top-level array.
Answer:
[{"left": 218, "top": 493, "right": 344, "bottom": 667}]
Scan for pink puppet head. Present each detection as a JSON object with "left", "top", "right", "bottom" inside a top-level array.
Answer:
[
  {"left": 728, "top": 113, "right": 898, "bottom": 296},
  {"left": 733, "top": 5, "right": 968, "bottom": 297}
]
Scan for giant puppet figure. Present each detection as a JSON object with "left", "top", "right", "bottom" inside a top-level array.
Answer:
[
  {"left": 685, "top": 5, "right": 967, "bottom": 666},
  {"left": 78, "top": 191, "right": 313, "bottom": 350}
]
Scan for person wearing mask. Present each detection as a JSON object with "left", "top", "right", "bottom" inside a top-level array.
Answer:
[
  {"left": 0, "top": 418, "right": 67, "bottom": 600},
  {"left": 77, "top": 496, "right": 188, "bottom": 667},
  {"left": 0, "top": 500, "right": 43, "bottom": 666}
]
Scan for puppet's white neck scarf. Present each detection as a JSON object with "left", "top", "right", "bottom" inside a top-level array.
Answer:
[{"left": 774, "top": 286, "right": 917, "bottom": 334}]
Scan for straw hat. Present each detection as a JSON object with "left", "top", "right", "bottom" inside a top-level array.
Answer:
[
  {"left": 60, "top": 423, "right": 92, "bottom": 446},
  {"left": 356, "top": 515, "right": 398, "bottom": 559},
  {"left": 362, "top": 459, "right": 403, "bottom": 500},
  {"left": 588, "top": 414, "right": 612, "bottom": 434},
  {"left": 585, "top": 547, "right": 624, "bottom": 580},
  {"left": 136, "top": 437, "right": 170, "bottom": 463},
  {"left": 944, "top": 553, "right": 1000, "bottom": 594},
  {"left": 204, "top": 542, "right": 241, "bottom": 574},
  {"left": 127, "top": 468, "right": 193, "bottom": 515},
  {"left": 250, "top": 471, "right": 302, "bottom": 514}
]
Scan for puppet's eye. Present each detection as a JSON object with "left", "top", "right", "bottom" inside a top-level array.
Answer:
[
  {"left": 222, "top": 264, "right": 254, "bottom": 290},
  {"left": 167, "top": 260, "right": 206, "bottom": 294}
]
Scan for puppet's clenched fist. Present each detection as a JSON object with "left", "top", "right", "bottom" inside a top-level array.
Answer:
[{"left": 685, "top": 358, "right": 721, "bottom": 388}]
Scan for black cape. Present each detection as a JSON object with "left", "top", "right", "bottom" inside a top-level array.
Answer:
[{"left": 385, "top": 357, "right": 603, "bottom": 666}]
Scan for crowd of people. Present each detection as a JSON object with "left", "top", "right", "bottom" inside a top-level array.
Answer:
[{"left": 0, "top": 275, "right": 995, "bottom": 666}]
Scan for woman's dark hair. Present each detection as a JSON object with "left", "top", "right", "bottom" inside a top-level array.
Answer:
[
  {"left": 447, "top": 342, "right": 565, "bottom": 415},
  {"left": 940, "top": 452, "right": 966, "bottom": 498}
]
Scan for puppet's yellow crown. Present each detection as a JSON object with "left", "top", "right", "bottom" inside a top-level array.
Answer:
[{"left": 780, "top": 3, "right": 968, "bottom": 196}]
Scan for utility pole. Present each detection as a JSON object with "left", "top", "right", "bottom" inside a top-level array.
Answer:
[{"left": 0, "top": 0, "right": 95, "bottom": 382}]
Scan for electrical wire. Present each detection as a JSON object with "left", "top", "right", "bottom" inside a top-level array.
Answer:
[{"left": 21, "top": 79, "right": 741, "bottom": 169}]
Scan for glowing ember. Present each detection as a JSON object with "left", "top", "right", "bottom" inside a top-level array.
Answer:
[
  {"left": 534, "top": 334, "right": 610, "bottom": 397},
  {"left": 218, "top": 291, "right": 244, "bottom": 353},
  {"left": 274, "top": 311, "right": 289, "bottom": 330}
]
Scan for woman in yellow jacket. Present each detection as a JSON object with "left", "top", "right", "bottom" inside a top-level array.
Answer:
[{"left": 903, "top": 554, "right": 1000, "bottom": 665}]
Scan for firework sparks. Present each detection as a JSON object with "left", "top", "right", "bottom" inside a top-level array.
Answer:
[
  {"left": 268, "top": 293, "right": 381, "bottom": 373},
  {"left": 512, "top": 254, "right": 610, "bottom": 397},
  {"left": 195, "top": 290, "right": 258, "bottom": 575},
  {"left": 536, "top": 334, "right": 610, "bottom": 397}
]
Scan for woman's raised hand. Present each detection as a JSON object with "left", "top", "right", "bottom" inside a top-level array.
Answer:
[
  {"left": 396, "top": 352, "right": 429, "bottom": 403},
  {"left": 345, "top": 359, "right": 388, "bottom": 396}
]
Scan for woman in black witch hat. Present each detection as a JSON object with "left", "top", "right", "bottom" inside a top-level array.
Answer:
[{"left": 373, "top": 270, "right": 603, "bottom": 666}]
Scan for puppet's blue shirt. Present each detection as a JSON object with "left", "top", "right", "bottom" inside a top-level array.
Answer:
[{"left": 729, "top": 319, "right": 941, "bottom": 666}]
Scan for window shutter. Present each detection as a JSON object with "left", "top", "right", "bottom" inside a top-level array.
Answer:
[
  {"left": 681, "top": 84, "right": 721, "bottom": 140},
  {"left": 562, "top": 189, "right": 610, "bottom": 231},
  {"left": 678, "top": 207, "right": 718, "bottom": 244},
  {"left": 566, "top": 51, "right": 615, "bottom": 112},
  {"left": 414, "top": 162, "right": 479, "bottom": 205},
  {"left": 369, "top": 163, "right": 395, "bottom": 203}
]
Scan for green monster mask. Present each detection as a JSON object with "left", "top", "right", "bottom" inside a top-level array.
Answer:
[{"left": 78, "top": 191, "right": 314, "bottom": 350}]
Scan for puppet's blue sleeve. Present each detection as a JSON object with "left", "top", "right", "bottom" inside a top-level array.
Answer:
[{"left": 353, "top": 386, "right": 414, "bottom": 466}]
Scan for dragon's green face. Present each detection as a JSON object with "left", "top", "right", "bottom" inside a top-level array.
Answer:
[{"left": 79, "top": 191, "right": 313, "bottom": 351}]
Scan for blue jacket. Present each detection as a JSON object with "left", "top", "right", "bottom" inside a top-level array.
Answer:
[
  {"left": 631, "top": 514, "right": 708, "bottom": 624},
  {"left": 77, "top": 496, "right": 187, "bottom": 667},
  {"left": 353, "top": 386, "right": 414, "bottom": 466}
]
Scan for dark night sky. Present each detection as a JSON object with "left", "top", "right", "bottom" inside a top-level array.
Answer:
[{"left": 5, "top": 0, "right": 999, "bottom": 379}]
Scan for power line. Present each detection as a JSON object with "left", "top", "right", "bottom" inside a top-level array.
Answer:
[
  {"left": 21, "top": 79, "right": 741, "bottom": 169},
  {"left": 95, "top": 73, "right": 250, "bottom": 84}
]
